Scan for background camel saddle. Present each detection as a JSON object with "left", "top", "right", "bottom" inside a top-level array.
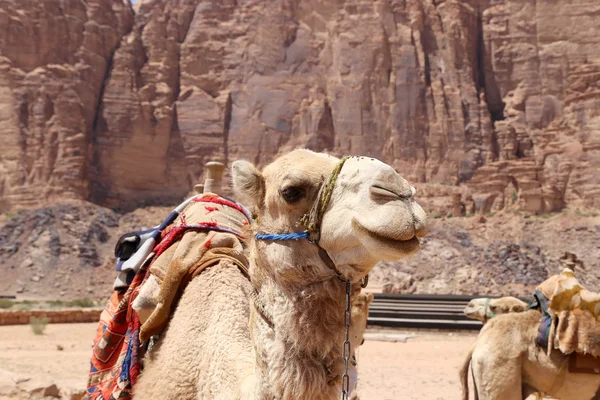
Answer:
[
  {"left": 536, "top": 268, "right": 600, "bottom": 358},
  {"left": 139, "top": 194, "right": 251, "bottom": 343}
]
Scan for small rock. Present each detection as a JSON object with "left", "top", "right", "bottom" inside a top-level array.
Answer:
[
  {"left": 70, "top": 390, "right": 86, "bottom": 400},
  {"left": 20, "top": 258, "right": 34, "bottom": 268},
  {"left": 30, "top": 383, "right": 60, "bottom": 398},
  {"left": 59, "top": 291, "right": 66, "bottom": 296},
  {"left": 31, "top": 276, "right": 40, "bottom": 282},
  {"left": 16, "top": 287, "right": 25, "bottom": 293},
  {"left": 0, "top": 368, "right": 21, "bottom": 396},
  {"left": 440, "top": 249, "right": 455, "bottom": 260},
  {"left": 56, "top": 344, "right": 64, "bottom": 351}
]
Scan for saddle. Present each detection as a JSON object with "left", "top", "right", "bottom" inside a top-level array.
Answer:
[{"left": 532, "top": 269, "right": 600, "bottom": 374}]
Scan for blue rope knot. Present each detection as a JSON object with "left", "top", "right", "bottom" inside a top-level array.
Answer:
[{"left": 255, "top": 231, "right": 310, "bottom": 241}]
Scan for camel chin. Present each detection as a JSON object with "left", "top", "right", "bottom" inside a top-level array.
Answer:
[{"left": 351, "top": 219, "right": 421, "bottom": 259}]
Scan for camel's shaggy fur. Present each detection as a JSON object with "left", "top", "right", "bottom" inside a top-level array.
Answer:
[
  {"left": 460, "top": 310, "right": 600, "bottom": 400},
  {"left": 135, "top": 149, "right": 426, "bottom": 400},
  {"left": 463, "top": 296, "right": 529, "bottom": 324}
]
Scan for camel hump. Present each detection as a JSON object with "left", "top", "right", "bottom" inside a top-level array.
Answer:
[{"left": 88, "top": 191, "right": 252, "bottom": 399}]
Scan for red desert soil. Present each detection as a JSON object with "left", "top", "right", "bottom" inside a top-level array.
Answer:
[{"left": 0, "top": 323, "right": 540, "bottom": 400}]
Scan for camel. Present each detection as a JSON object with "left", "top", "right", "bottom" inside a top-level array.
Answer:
[
  {"left": 460, "top": 310, "right": 600, "bottom": 400},
  {"left": 463, "top": 296, "right": 529, "bottom": 324},
  {"left": 348, "top": 292, "right": 373, "bottom": 400},
  {"left": 134, "top": 149, "right": 427, "bottom": 400}
]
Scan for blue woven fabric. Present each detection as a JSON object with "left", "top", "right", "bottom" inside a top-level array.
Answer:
[{"left": 255, "top": 231, "right": 309, "bottom": 241}]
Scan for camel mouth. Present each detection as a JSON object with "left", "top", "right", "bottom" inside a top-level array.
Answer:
[
  {"left": 463, "top": 307, "right": 476, "bottom": 317},
  {"left": 351, "top": 220, "right": 420, "bottom": 253}
]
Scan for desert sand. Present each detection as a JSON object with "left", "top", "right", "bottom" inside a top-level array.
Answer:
[{"left": 0, "top": 323, "right": 539, "bottom": 400}]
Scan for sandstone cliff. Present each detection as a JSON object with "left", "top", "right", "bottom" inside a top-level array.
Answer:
[
  {"left": 0, "top": 0, "right": 134, "bottom": 209},
  {"left": 0, "top": 0, "right": 598, "bottom": 214}
]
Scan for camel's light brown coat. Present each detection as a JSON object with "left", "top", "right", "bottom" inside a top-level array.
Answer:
[{"left": 136, "top": 149, "right": 427, "bottom": 399}]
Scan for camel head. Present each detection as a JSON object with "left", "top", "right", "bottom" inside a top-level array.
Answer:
[
  {"left": 231, "top": 149, "right": 427, "bottom": 284},
  {"left": 463, "top": 296, "right": 528, "bottom": 323}
]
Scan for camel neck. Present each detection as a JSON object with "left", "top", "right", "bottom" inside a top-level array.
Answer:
[{"left": 249, "top": 256, "right": 359, "bottom": 399}]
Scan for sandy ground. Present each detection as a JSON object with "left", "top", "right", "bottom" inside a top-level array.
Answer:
[
  {"left": 0, "top": 323, "right": 533, "bottom": 400},
  {"left": 356, "top": 331, "right": 476, "bottom": 400},
  {"left": 0, "top": 323, "right": 94, "bottom": 399}
]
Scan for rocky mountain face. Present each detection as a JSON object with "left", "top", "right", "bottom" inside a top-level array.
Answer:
[
  {"left": 0, "top": 0, "right": 134, "bottom": 210},
  {"left": 0, "top": 202, "right": 167, "bottom": 298},
  {"left": 0, "top": 0, "right": 599, "bottom": 298},
  {"left": 372, "top": 213, "right": 600, "bottom": 296},
  {"left": 1, "top": 203, "right": 597, "bottom": 299},
  {"left": 0, "top": 0, "right": 598, "bottom": 214}
]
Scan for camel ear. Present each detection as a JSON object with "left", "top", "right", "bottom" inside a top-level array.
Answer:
[
  {"left": 366, "top": 293, "right": 374, "bottom": 305},
  {"left": 231, "top": 160, "right": 265, "bottom": 207}
]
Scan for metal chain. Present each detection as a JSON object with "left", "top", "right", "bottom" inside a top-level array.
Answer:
[{"left": 341, "top": 279, "right": 352, "bottom": 400}]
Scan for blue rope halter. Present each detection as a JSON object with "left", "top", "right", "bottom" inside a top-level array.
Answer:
[
  {"left": 255, "top": 231, "right": 309, "bottom": 241},
  {"left": 484, "top": 298, "right": 496, "bottom": 319}
]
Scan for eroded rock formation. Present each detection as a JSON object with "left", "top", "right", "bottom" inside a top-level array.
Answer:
[
  {"left": 0, "top": 0, "right": 134, "bottom": 210},
  {"left": 0, "top": 0, "right": 598, "bottom": 214}
]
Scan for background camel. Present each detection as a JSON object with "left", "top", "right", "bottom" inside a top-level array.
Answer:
[
  {"left": 135, "top": 149, "right": 427, "bottom": 399},
  {"left": 463, "top": 296, "right": 529, "bottom": 324},
  {"left": 348, "top": 292, "right": 374, "bottom": 400},
  {"left": 460, "top": 310, "right": 600, "bottom": 400}
]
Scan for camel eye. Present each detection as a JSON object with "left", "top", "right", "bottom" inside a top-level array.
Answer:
[{"left": 280, "top": 186, "right": 305, "bottom": 203}]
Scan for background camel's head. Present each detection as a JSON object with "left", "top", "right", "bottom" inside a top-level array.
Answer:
[
  {"left": 463, "top": 297, "right": 528, "bottom": 323},
  {"left": 231, "top": 149, "right": 427, "bottom": 281},
  {"left": 350, "top": 292, "right": 374, "bottom": 349}
]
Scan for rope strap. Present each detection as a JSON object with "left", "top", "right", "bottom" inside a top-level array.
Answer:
[
  {"left": 300, "top": 156, "right": 349, "bottom": 242},
  {"left": 255, "top": 232, "right": 309, "bottom": 241},
  {"left": 484, "top": 298, "right": 496, "bottom": 319}
]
